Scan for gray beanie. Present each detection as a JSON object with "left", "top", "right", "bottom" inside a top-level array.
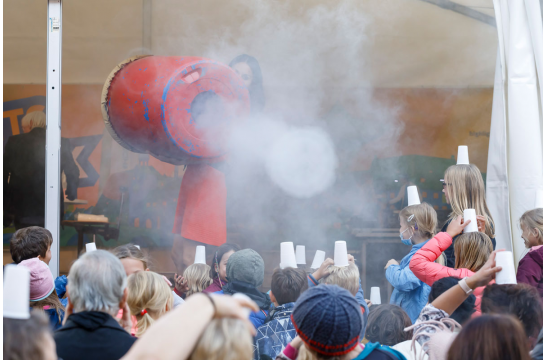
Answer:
[{"left": 226, "top": 249, "right": 264, "bottom": 288}]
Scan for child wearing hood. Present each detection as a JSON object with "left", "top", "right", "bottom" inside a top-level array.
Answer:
[{"left": 214, "top": 249, "right": 271, "bottom": 329}]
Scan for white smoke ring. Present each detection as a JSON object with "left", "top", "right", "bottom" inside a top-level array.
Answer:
[{"left": 265, "top": 127, "right": 338, "bottom": 198}]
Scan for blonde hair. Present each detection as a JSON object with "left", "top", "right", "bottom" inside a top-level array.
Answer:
[
  {"left": 520, "top": 208, "right": 543, "bottom": 245},
  {"left": 320, "top": 263, "right": 359, "bottom": 296},
  {"left": 297, "top": 345, "right": 339, "bottom": 360},
  {"left": 127, "top": 271, "right": 173, "bottom": 337},
  {"left": 112, "top": 244, "right": 149, "bottom": 270},
  {"left": 22, "top": 111, "right": 46, "bottom": 129},
  {"left": 188, "top": 318, "right": 253, "bottom": 360},
  {"left": 454, "top": 232, "right": 493, "bottom": 272},
  {"left": 183, "top": 263, "right": 213, "bottom": 297},
  {"left": 444, "top": 164, "right": 495, "bottom": 238},
  {"left": 399, "top": 203, "right": 438, "bottom": 239}
]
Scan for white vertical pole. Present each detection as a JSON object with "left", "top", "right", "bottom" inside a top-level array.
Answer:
[{"left": 46, "top": 0, "right": 62, "bottom": 277}]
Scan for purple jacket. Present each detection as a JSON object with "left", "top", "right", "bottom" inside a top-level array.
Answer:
[
  {"left": 517, "top": 246, "right": 543, "bottom": 297},
  {"left": 203, "top": 277, "right": 224, "bottom": 294}
]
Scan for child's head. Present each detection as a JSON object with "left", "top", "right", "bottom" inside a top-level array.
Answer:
[
  {"left": 112, "top": 244, "right": 149, "bottom": 276},
  {"left": 226, "top": 249, "right": 265, "bottom": 289},
  {"left": 127, "top": 271, "right": 173, "bottom": 337},
  {"left": 292, "top": 285, "right": 364, "bottom": 358},
  {"left": 447, "top": 314, "right": 531, "bottom": 360},
  {"left": 365, "top": 304, "right": 412, "bottom": 346},
  {"left": 443, "top": 164, "right": 495, "bottom": 238},
  {"left": 399, "top": 203, "right": 438, "bottom": 243},
  {"left": 520, "top": 208, "right": 543, "bottom": 248},
  {"left": 320, "top": 263, "right": 359, "bottom": 296},
  {"left": 453, "top": 232, "right": 493, "bottom": 271},
  {"left": 10, "top": 227, "right": 53, "bottom": 265},
  {"left": 18, "top": 258, "right": 65, "bottom": 323},
  {"left": 270, "top": 267, "right": 308, "bottom": 306},
  {"left": 183, "top": 263, "right": 213, "bottom": 297},
  {"left": 428, "top": 277, "right": 475, "bottom": 325},
  {"left": 4, "top": 310, "right": 57, "bottom": 360},
  {"left": 481, "top": 283, "right": 543, "bottom": 343},
  {"left": 211, "top": 243, "right": 241, "bottom": 283},
  {"left": 188, "top": 318, "right": 253, "bottom": 360}
]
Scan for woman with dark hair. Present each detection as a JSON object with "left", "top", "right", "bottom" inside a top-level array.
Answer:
[
  {"left": 203, "top": 243, "right": 241, "bottom": 293},
  {"left": 447, "top": 314, "right": 531, "bottom": 360},
  {"left": 229, "top": 54, "right": 265, "bottom": 114}
]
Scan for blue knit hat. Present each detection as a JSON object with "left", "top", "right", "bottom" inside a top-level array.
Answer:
[{"left": 291, "top": 284, "right": 363, "bottom": 356}]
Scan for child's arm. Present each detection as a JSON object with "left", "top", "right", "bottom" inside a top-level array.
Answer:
[{"left": 385, "top": 263, "right": 422, "bottom": 292}]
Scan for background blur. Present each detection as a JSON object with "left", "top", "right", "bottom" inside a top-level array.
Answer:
[{"left": 3, "top": 0, "right": 497, "bottom": 296}]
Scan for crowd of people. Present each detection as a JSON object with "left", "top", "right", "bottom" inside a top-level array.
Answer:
[{"left": 3, "top": 156, "right": 544, "bottom": 360}]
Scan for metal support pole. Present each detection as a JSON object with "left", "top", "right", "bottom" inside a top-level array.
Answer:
[{"left": 46, "top": 0, "right": 62, "bottom": 277}]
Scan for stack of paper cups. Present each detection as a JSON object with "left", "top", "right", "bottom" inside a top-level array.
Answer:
[
  {"left": 495, "top": 251, "right": 517, "bottom": 285},
  {"left": 334, "top": 241, "right": 349, "bottom": 267},
  {"left": 463, "top": 209, "right": 479, "bottom": 233},
  {"left": 407, "top": 186, "right": 420, "bottom": 206},
  {"left": 295, "top": 245, "right": 306, "bottom": 265},
  {"left": 311, "top": 250, "right": 326, "bottom": 269},
  {"left": 280, "top": 242, "right": 298, "bottom": 269},
  {"left": 370, "top": 287, "right": 381, "bottom": 305},
  {"left": 194, "top": 246, "right": 206, "bottom": 264},
  {"left": 457, "top": 146, "right": 470, "bottom": 165},
  {"left": 4, "top": 265, "right": 30, "bottom": 319},
  {"left": 86, "top": 242, "right": 97, "bottom": 252}
]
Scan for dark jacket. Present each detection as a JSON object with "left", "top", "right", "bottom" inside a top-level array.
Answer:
[
  {"left": 255, "top": 302, "right": 297, "bottom": 360},
  {"left": 441, "top": 220, "right": 496, "bottom": 268},
  {"left": 517, "top": 246, "right": 543, "bottom": 296},
  {"left": 3, "top": 127, "right": 79, "bottom": 228},
  {"left": 54, "top": 311, "right": 136, "bottom": 360}
]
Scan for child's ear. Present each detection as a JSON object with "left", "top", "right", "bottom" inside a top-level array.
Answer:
[
  {"left": 532, "top": 228, "right": 540, "bottom": 238},
  {"left": 269, "top": 291, "right": 276, "bottom": 304}
]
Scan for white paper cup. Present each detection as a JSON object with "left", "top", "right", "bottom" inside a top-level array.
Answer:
[
  {"left": 407, "top": 186, "right": 420, "bottom": 206},
  {"left": 463, "top": 209, "right": 479, "bottom": 233},
  {"left": 370, "top": 287, "right": 381, "bottom": 305},
  {"left": 4, "top": 265, "right": 30, "bottom": 319},
  {"left": 495, "top": 251, "right": 517, "bottom": 285},
  {"left": 280, "top": 242, "right": 298, "bottom": 269},
  {"left": 295, "top": 245, "right": 306, "bottom": 265},
  {"left": 311, "top": 250, "right": 326, "bottom": 269},
  {"left": 457, "top": 145, "right": 470, "bottom": 165},
  {"left": 194, "top": 246, "right": 206, "bottom": 264},
  {"left": 85, "top": 242, "right": 97, "bottom": 252},
  {"left": 334, "top": 241, "right": 349, "bottom": 267}
]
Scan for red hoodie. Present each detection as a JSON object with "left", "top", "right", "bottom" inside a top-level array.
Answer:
[{"left": 409, "top": 232, "right": 494, "bottom": 315}]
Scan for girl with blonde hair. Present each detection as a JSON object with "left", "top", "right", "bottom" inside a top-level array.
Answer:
[
  {"left": 441, "top": 164, "right": 496, "bottom": 267},
  {"left": 410, "top": 215, "right": 493, "bottom": 315},
  {"left": 188, "top": 318, "right": 253, "bottom": 360},
  {"left": 384, "top": 202, "right": 438, "bottom": 323},
  {"left": 517, "top": 208, "right": 543, "bottom": 294},
  {"left": 182, "top": 263, "right": 213, "bottom": 298},
  {"left": 127, "top": 271, "right": 174, "bottom": 337}
]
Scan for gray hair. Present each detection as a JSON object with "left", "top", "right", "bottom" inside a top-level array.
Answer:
[
  {"left": 21, "top": 111, "right": 46, "bottom": 129},
  {"left": 68, "top": 250, "right": 127, "bottom": 315}
]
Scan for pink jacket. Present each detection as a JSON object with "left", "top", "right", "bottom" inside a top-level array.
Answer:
[{"left": 409, "top": 232, "right": 492, "bottom": 316}]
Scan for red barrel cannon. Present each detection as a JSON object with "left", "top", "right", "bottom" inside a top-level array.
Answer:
[
  {"left": 101, "top": 55, "right": 250, "bottom": 165},
  {"left": 101, "top": 56, "right": 250, "bottom": 246}
]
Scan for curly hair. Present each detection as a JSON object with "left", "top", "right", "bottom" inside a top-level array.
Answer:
[{"left": 365, "top": 304, "right": 413, "bottom": 346}]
